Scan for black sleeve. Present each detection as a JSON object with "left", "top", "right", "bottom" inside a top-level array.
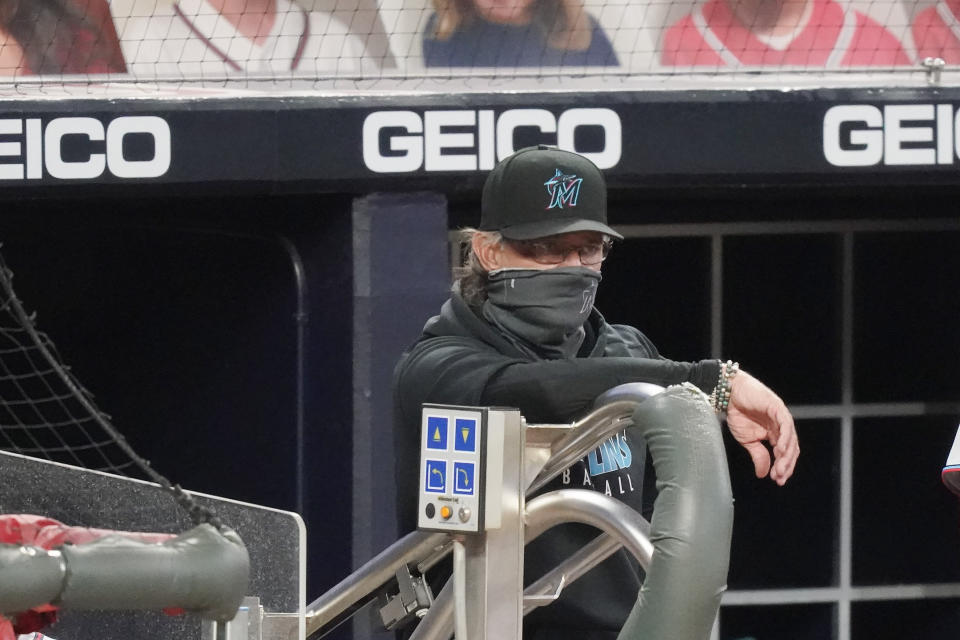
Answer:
[
  {"left": 393, "top": 337, "right": 719, "bottom": 532},
  {"left": 481, "top": 357, "right": 720, "bottom": 423},
  {"left": 393, "top": 337, "right": 521, "bottom": 533}
]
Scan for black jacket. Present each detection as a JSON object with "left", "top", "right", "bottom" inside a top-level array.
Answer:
[{"left": 393, "top": 291, "right": 720, "bottom": 639}]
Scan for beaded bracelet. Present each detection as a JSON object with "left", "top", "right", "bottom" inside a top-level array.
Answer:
[{"left": 709, "top": 360, "right": 740, "bottom": 414}]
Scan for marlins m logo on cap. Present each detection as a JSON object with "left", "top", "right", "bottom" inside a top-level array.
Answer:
[
  {"left": 545, "top": 169, "right": 582, "bottom": 210},
  {"left": 480, "top": 145, "right": 622, "bottom": 240}
]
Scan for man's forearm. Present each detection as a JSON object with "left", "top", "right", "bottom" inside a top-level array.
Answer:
[{"left": 481, "top": 357, "right": 720, "bottom": 423}]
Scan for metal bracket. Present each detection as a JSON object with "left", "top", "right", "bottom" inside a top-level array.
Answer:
[
  {"left": 522, "top": 574, "right": 567, "bottom": 605},
  {"left": 202, "top": 596, "right": 262, "bottom": 640},
  {"left": 260, "top": 612, "right": 301, "bottom": 640},
  {"left": 923, "top": 57, "right": 946, "bottom": 85},
  {"left": 199, "top": 597, "right": 301, "bottom": 640},
  {"left": 378, "top": 564, "right": 435, "bottom": 630}
]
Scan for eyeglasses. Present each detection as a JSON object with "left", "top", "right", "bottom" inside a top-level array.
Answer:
[{"left": 507, "top": 237, "right": 613, "bottom": 266}]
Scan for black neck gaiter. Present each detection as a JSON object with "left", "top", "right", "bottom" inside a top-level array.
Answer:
[{"left": 482, "top": 266, "right": 601, "bottom": 360}]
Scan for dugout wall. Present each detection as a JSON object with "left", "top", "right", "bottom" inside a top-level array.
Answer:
[{"left": 0, "top": 83, "right": 958, "bottom": 640}]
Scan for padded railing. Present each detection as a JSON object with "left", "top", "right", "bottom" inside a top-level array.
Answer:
[
  {"left": 0, "top": 449, "right": 304, "bottom": 640},
  {"left": 614, "top": 383, "right": 733, "bottom": 640},
  {"left": 306, "top": 382, "right": 733, "bottom": 640},
  {"left": 0, "top": 524, "right": 249, "bottom": 622}
]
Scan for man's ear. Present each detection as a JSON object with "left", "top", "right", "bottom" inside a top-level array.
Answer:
[{"left": 472, "top": 233, "right": 503, "bottom": 271}]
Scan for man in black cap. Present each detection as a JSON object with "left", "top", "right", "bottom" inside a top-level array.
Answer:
[{"left": 392, "top": 145, "right": 799, "bottom": 639}]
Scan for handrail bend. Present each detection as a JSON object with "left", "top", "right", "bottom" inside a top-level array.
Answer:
[{"left": 409, "top": 489, "right": 655, "bottom": 640}]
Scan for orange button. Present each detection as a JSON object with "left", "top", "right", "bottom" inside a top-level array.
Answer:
[{"left": 440, "top": 505, "right": 453, "bottom": 520}]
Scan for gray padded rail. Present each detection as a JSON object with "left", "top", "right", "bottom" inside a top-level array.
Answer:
[
  {"left": 616, "top": 384, "right": 734, "bottom": 640},
  {"left": 0, "top": 450, "right": 304, "bottom": 640}
]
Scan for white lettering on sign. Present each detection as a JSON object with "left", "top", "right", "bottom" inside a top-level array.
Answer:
[
  {"left": 823, "top": 104, "right": 960, "bottom": 167},
  {"left": 363, "top": 108, "right": 622, "bottom": 173},
  {"left": 0, "top": 116, "right": 171, "bottom": 180}
]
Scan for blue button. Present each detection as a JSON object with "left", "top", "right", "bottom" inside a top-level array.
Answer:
[
  {"left": 426, "top": 416, "right": 448, "bottom": 450},
  {"left": 425, "top": 460, "right": 446, "bottom": 493},
  {"left": 454, "top": 418, "right": 477, "bottom": 452},
  {"left": 453, "top": 462, "right": 475, "bottom": 495}
]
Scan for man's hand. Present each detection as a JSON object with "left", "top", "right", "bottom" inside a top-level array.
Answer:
[{"left": 724, "top": 370, "right": 799, "bottom": 485}]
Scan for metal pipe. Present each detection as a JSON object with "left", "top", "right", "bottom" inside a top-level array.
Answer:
[
  {"left": 304, "top": 530, "right": 448, "bottom": 636},
  {"left": 522, "top": 533, "right": 622, "bottom": 615},
  {"left": 308, "top": 394, "right": 660, "bottom": 638},
  {"left": 526, "top": 401, "right": 639, "bottom": 494},
  {"left": 529, "top": 384, "right": 664, "bottom": 494},
  {"left": 452, "top": 540, "right": 468, "bottom": 640},
  {"left": 416, "top": 540, "right": 454, "bottom": 575},
  {"left": 406, "top": 490, "right": 655, "bottom": 640},
  {"left": 525, "top": 490, "right": 653, "bottom": 568},
  {"left": 274, "top": 234, "right": 309, "bottom": 518},
  {"left": 408, "top": 581, "right": 453, "bottom": 640}
]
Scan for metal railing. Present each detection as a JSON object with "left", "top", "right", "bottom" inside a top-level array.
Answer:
[{"left": 305, "top": 382, "right": 733, "bottom": 640}]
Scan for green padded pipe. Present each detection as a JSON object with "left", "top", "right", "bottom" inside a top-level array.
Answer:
[
  {"left": 58, "top": 523, "right": 249, "bottom": 622},
  {"left": 0, "top": 544, "right": 65, "bottom": 613},
  {"left": 617, "top": 383, "right": 734, "bottom": 640},
  {"left": 0, "top": 524, "right": 248, "bottom": 622}
]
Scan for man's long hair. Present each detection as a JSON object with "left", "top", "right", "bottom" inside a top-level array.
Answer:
[
  {"left": 454, "top": 229, "right": 501, "bottom": 307},
  {"left": 2, "top": 0, "right": 126, "bottom": 74}
]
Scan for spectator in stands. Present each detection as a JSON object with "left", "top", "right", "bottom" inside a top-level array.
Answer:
[
  {"left": 661, "top": 0, "right": 909, "bottom": 67},
  {"left": 912, "top": 0, "right": 960, "bottom": 62},
  {"left": 113, "top": 0, "right": 391, "bottom": 78},
  {"left": 422, "top": 0, "right": 618, "bottom": 67},
  {"left": 0, "top": 0, "right": 126, "bottom": 76}
]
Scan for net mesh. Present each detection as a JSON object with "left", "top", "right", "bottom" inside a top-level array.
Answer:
[
  {"left": 0, "top": 0, "right": 948, "bottom": 90},
  {"left": 0, "top": 247, "right": 221, "bottom": 528}
]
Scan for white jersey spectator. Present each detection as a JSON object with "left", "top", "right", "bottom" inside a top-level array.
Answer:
[{"left": 113, "top": 0, "right": 389, "bottom": 79}]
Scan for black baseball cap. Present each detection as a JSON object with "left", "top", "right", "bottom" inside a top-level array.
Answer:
[{"left": 480, "top": 145, "right": 622, "bottom": 240}]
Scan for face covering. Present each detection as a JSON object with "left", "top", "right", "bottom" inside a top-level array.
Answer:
[{"left": 482, "top": 266, "right": 601, "bottom": 360}]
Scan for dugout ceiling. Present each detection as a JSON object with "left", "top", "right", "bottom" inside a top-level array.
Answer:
[{"left": 2, "top": 86, "right": 960, "bottom": 207}]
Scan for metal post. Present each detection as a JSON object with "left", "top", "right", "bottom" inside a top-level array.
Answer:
[{"left": 459, "top": 408, "right": 524, "bottom": 639}]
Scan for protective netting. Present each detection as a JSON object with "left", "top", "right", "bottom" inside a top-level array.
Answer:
[
  {"left": 0, "top": 247, "right": 221, "bottom": 528},
  {"left": 0, "top": 259, "right": 132, "bottom": 474},
  {"left": 0, "top": 0, "right": 951, "bottom": 89}
]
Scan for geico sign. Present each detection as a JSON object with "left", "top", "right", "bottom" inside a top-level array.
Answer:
[
  {"left": 0, "top": 116, "right": 171, "bottom": 180},
  {"left": 824, "top": 104, "right": 960, "bottom": 167},
  {"left": 363, "top": 108, "right": 622, "bottom": 173}
]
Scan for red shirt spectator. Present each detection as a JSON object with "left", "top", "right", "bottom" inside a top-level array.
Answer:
[
  {"left": 662, "top": 0, "right": 910, "bottom": 67},
  {"left": 913, "top": 0, "right": 960, "bottom": 62}
]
